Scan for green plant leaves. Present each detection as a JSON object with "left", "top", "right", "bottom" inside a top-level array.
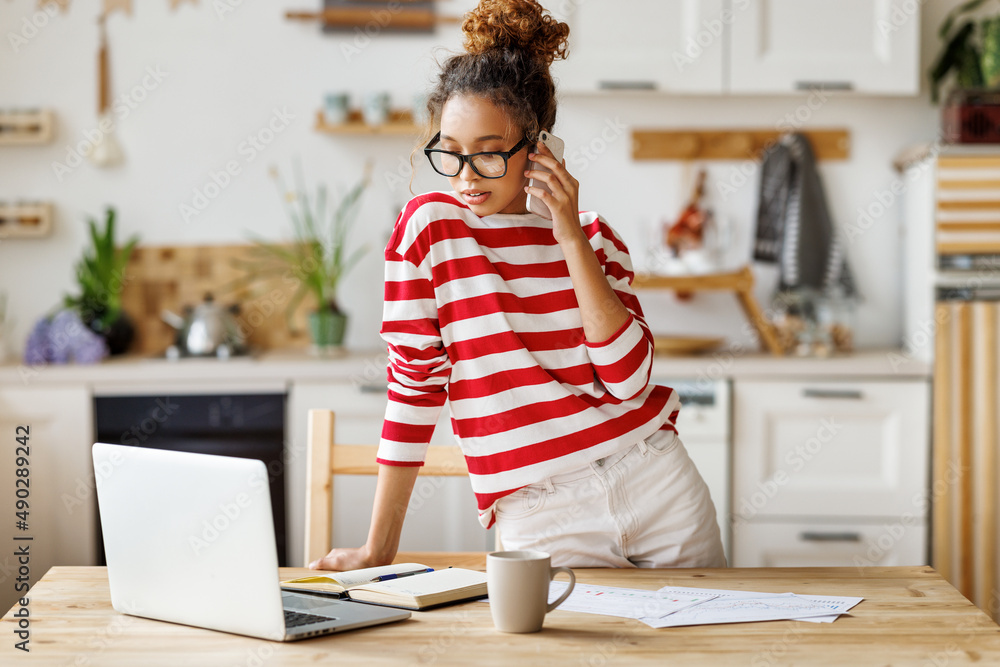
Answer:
[
  {"left": 233, "top": 160, "right": 371, "bottom": 328},
  {"left": 64, "top": 206, "right": 139, "bottom": 331},
  {"left": 930, "top": 20, "right": 978, "bottom": 103},
  {"left": 940, "top": 0, "right": 992, "bottom": 40}
]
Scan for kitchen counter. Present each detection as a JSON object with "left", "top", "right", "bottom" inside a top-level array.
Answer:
[{"left": 0, "top": 347, "right": 931, "bottom": 391}]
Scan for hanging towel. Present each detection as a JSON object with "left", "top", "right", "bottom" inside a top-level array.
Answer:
[{"left": 753, "top": 133, "right": 856, "bottom": 297}]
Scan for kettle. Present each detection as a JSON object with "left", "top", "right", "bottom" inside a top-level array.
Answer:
[{"left": 161, "top": 293, "right": 246, "bottom": 358}]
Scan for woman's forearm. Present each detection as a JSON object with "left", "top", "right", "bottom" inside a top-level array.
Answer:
[
  {"left": 364, "top": 464, "right": 421, "bottom": 564},
  {"left": 560, "top": 234, "right": 630, "bottom": 343}
]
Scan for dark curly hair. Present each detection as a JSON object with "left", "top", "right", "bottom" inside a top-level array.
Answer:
[{"left": 411, "top": 1, "right": 570, "bottom": 183}]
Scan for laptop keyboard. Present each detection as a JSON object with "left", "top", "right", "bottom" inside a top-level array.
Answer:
[{"left": 284, "top": 609, "right": 337, "bottom": 629}]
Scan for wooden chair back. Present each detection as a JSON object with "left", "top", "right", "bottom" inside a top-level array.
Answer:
[{"left": 304, "top": 408, "right": 471, "bottom": 566}]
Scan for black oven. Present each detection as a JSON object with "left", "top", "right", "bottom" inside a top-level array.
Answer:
[{"left": 94, "top": 393, "right": 288, "bottom": 565}]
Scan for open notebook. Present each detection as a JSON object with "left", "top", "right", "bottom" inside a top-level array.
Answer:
[{"left": 282, "top": 563, "right": 488, "bottom": 611}]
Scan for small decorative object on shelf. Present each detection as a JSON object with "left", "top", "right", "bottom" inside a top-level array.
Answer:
[
  {"left": 314, "top": 108, "right": 416, "bottom": 135},
  {"left": 769, "top": 288, "right": 855, "bottom": 357},
  {"left": 0, "top": 109, "right": 55, "bottom": 145},
  {"left": 285, "top": 0, "right": 459, "bottom": 33},
  {"left": 323, "top": 91, "right": 350, "bottom": 125},
  {"left": 0, "top": 201, "right": 54, "bottom": 238}
]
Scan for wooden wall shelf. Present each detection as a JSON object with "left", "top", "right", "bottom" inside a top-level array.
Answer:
[
  {"left": 632, "top": 266, "right": 784, "bottom": 356},
  {"left": 0, "top": 202, "right": 54, "bottom": 238},
  {"left": 631, "top": 128, "right": 850, "bottom": 161},
  {"left": 0, "top": 109, "right": 55, "bottom": 145},
  {"left": 314, "top": 109, "right": 418, "bottom": 135},
  {"left": 286, "top": 3, "right": 460, "bottom": 31}
]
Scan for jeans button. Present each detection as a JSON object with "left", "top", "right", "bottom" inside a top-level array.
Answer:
[{"left": 595, "top": 458, "right": 604, "bottom": 467}]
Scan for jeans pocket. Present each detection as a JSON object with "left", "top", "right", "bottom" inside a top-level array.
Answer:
[
  {"left": 646, "top": 430, "right": 681, "bottom": 456},
  {"left": 495, "top": 484, "right": 546, "bottom": 520}
]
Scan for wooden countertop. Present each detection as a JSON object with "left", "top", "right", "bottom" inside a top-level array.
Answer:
[
  {"left": 0, "top": 347, "right": 931, "bottom": 391},
  {"left": 2, "top": 554, "right": 998, "bottom": 665}
]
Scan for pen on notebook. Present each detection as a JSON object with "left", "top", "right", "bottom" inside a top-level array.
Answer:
[{"left": 372, "top": 568, "right": 434, "bottom": 582}]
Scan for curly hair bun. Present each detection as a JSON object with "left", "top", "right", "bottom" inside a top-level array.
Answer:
[{"left": 462, "top": 0, "right": 570, "bottom": 66}]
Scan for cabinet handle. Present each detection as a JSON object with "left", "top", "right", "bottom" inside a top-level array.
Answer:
[
  {"left": 799, "top": 531, "right": 861, "bottom": 543},
  {"left": 598, "top": 80, "right": 656, "bottom": 90},
  {"left": 358, "top": 383, "right": 388, "bottom": 394},
  {"left": 802, "top": 388, "right": 863, "bottom": 400},
  {"left": 794, "top": 80, "right": 854, "bottom": 91}
]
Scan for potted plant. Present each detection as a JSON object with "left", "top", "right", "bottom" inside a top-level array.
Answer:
[
  {"left": 236, "top": 161, "right": 371, "bottom": 350},
  {"left": 63, "top": 206, "right": 139, "bottom": 355},
  {"left": 929, "top": 0, "right": 1000, "bottom": 102}
]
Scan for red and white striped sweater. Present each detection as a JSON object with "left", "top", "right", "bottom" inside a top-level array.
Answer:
[{"left": 376, "top": 192, "right": 680, "bottom": 527}]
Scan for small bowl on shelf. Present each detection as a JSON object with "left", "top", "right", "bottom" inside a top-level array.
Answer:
[{"left": 653, "top": 336, "right": 725, "bottom": 356}]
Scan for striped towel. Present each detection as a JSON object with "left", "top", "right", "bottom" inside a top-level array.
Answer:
[{"left": 753, "top": 133, "right": 856, "bottom": 297}]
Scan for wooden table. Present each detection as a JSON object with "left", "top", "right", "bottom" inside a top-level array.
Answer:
[{"left": 2, "top": 554, "right": 999, "bottom": 666}]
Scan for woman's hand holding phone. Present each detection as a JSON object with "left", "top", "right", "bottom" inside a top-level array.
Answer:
[{"left": 524, "top": 133, "right": 583, "bottom": 247}]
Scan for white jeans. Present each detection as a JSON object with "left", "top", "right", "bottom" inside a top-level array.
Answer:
[{"left": 494, "top": 429, "right": 726, "bottom": 569}]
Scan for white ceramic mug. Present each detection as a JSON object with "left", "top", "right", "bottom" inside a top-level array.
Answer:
[
  {"left": 323, "top": 92, "right": 350, "bottom": 125},
  {"left": 486, "top": 550, "right": 575, "bottom": 633},
  {"left": 362, "top": 91, "right": 390, "bottom": 126}
]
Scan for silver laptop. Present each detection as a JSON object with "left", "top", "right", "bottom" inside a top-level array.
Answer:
[{"left": 92, "top": 442, "right": 410, "bottom": 641}]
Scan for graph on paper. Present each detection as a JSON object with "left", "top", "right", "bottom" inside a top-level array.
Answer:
[
  {"left": 641, "top": 587, "right": 862, "bottom": 628},
  {"left": 547, "top": 581, "right": 717, "bottom": 620}
]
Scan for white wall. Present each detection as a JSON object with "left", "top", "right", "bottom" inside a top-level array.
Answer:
[{"left": 0, "top": 0, "right": 953, "bottom": 358}]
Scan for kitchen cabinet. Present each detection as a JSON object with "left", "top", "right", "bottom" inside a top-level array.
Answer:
[
  {"left": 287, "top": 380, "right": 493, "bottom": 566},
  {"left": 731, "top": 378, "right": 931, "bottom": 567},
  {"left": 550, "top": 0, "right": 726, "bottom": 94},
  {"left": 728, "top": 0, "right": 920, "bottom": 95},
  {"left": 553, "top": 0, "right": 918, "bottom": 96},
  {"left": 734, "top": 521, "right": 927, "bottom": 568},
  {"left": 0, "top": 385, "right": 94, "bottom": 614}
]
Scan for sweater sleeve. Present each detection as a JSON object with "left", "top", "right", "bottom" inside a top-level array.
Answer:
[
  {"left": 584, "top": 217, "right": 654, "bottom": 401},
  {"left": 376, "top": 207, "right": 451, "bottom": 467}
]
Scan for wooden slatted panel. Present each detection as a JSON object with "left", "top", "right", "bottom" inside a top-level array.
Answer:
[
  {"left": 937, "top": 222, "right": 1000, "bottom": 232},
  {"left": 939, "top": 179, "right": 1000, "bottom": 190},
  {"left": 937, "top": 241, "right": 1000, "bottom": 254},
  {"left": 958, "top": 304, "right": 973, "bottom": 598},
  {"left": 939, "top": 200, "right": 1000, "bottom": 210},
  {"left": 935, "top": 153, "right": 1000, "bottom": 256},
  {"left": 939, "top": 156, "right": 1000, "bottom": 169},
  {"left": 933, "top": 302, "right": 954, "bottom": 584},
  {"left": 973, "top": 303, "right": 998, "bottom": 613},
  {"left": 933, "top": 301, "right": 1000, "bottom": 623}
]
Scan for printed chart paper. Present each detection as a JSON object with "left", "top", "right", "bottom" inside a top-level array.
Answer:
[
  {"left": 545, "top": 581, "right": 718, "bottom": 620},
  {"left": 641, "top": 586, "right": 863, "bottom": 628}
]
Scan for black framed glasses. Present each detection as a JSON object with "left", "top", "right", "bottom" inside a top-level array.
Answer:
[{"left": 423, "top": 131, "right": 531, "bottom": 179}]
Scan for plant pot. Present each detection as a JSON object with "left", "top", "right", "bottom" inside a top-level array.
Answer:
[
  {"left": 85, "top": 310, "right": 135, "bottom": 356},
  {"left": 308, "top": 310, "right": 347, "bottom": 349}
]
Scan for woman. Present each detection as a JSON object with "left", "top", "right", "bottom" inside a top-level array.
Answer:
[{"left": 310, "top": 0, "right": 724, "bottom": 570}]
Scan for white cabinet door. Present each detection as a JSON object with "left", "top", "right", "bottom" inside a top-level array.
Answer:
[
  {"left": 732, "top": 520, "right": 927, "bottom": 567},
  {"left": 732, "top": 379, "right": 930, "bottom": 521},
  {"left": 287, "top": 381, "right": 490, "bottom": 567},
  {"left": 551, "top": 0, "right": 725, "bottom": 93},
  {"left": 729, "top": 0, "right": 920, "bottom": 94},
  {"left": 0, "top": 386, "right": 94, "bottom": 614}
]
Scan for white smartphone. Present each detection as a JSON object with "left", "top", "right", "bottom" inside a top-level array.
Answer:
[{"left": 526, "top": 130, "right": 566, "bottom": 219}]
